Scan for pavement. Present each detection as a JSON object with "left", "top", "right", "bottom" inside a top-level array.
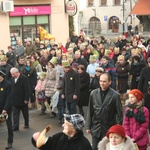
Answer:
[
  {"left": 0, "top": 108, "right": 91, "bottom": 150},
  {"left": 0, "top": 107, "right": 150, "bottom": 150}
]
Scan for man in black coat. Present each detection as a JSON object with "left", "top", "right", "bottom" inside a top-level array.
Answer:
[
  {"left": 0, "top": 69, "right": 13, "bottom": 149},
  {"left": 31, "top": 114, "right": 92, "bottom": 150},
  {"left": 86, "top": 73, "right": 123, "bottom": 150},
  {"left": 10, "top": 67, "right": 30, "bottom": 131},
  {"left": 61, "top": 60, "right": 80, "bottom": 114}
]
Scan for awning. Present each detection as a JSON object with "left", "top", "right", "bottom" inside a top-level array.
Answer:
[{"left": 130, "top": 0, "right": 150, "bottom": 16}]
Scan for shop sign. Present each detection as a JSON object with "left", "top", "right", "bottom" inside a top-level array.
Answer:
[
  {"left": 9, "top": 6, "right": 51, "bottom": 16},
  {"left": 66, "top": 0, "right": 77, "bottom": 16}
]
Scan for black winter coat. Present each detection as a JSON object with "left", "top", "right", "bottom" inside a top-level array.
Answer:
[
  {"left": 78, "top": 71, "right": 90, "bottom": 106},
  {"left": 138, "top": 66, "right": 150, "bottom": 95},
  {"left": 0, "top": 79, "right": 13, "bottom": 112},
  {"left": 62, "top": 69, "right": 80, "bottom": 103},
  {"left": 130, "top": 60, "right": 146, "bottom": 89},
  {"left": 32, "top": 131, "right": 92, "bottom": 150},
  {"left": 10, "top": 74, "right": 30, "bottom": 106},
  {"left": 86, "top": 88, "right": 123, "bottom": 139}
]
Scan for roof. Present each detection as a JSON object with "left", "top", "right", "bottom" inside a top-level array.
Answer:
[{"left": 130, "top": 0, "right": 150, "bottom": 15}]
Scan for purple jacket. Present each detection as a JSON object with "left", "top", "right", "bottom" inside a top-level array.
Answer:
[{"left": 123, "top": 106, "right": 149, "bottom": 147}]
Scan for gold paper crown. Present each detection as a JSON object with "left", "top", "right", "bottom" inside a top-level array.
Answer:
[
  {"left": 67, "top": 48, "right": 73, "bottom": 52},
  {"left": 118, "top": 55, "right": 125, "bottom": 61},
  {"left": 0, "top": 55, "right": 7, "bottom": 61},
  {"left": 89, "top": 55, "right": 96, "bottom": 60},
  {"left": 75, "top": 50, "right": 81, "bottom": 55},
  {"left": 62, "top": 60, "right": 70, "bottom": 67},
  {"left": 104, "top": 49, "right": 111, "bottom": 56},
  {"left": 39, "top": 72, "right": 46, "bottom": 79},
  {"left": 49, "top": 57, "right": 58, "bottom": 65},
  {"left": 114, "top": 47, "right": 120, "bottom": 53}
]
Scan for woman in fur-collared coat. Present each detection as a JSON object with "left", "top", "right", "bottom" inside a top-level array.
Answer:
[
  {"left": 45, "top": 57, "right": 60, "bottom": 116},
  {"left": 98, "top": 124, "right": 135, "bottom": 150}
]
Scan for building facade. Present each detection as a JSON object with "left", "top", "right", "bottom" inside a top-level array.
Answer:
[
  {"left": 76, "top": 0, "right": 139, "bottom": 37},
  {"left": 0, "top": 0, "right": 69, "bottom": 51}
]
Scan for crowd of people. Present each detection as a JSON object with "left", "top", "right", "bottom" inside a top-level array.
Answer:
[{"left": 0, "top": 31, "right": 150, "bottom": 150}]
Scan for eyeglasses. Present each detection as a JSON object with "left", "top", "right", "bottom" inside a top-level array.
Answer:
[{"left": 96, "top": 70, "right": 103, "bottom": 73}]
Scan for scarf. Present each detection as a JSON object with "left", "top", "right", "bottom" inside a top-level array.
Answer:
[
  {"left": 109, "top": 142, "right": 125, "bottom": 150},
  {"left": 25, "top": 66, "right": 31, "bottom": 71}
]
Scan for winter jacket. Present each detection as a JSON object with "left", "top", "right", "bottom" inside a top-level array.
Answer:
[
  {"left": 32, "top": 131, "right": 92, "bottom": 150},
  {"left": 123, "top": 106, "right": 149, "bottom": 147},
  {"left": 98, "top": 136, "right": 135, "bottom": 150},
  {"left": 45, "top": 67, "right": 60, "bottom": 97}
]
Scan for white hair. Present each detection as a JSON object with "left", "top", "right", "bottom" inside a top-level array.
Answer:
[{"left": 10, "top": 67, "right": 19, "bottom": 73}]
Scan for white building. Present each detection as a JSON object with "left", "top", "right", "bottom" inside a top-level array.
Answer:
[{"left": 74, "top": 0, "right": 139, "bottom": 36}]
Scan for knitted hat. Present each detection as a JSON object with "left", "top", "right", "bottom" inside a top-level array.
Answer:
[
  {"left": 62, "top": 60, "right": 70, "bottom": 67},
  {"left": 64, "top": 114, "right": 85, "bottom": 130},
  {"left": 49, "top": 57, "right": 58, "bottom": 65},
  {"left": 106, "top": 124, "right": 125, "bottom": 138},
  {"left": 0, "top": 69, "right": 6, "bottom": 77},
  {"left": 71, "top": 63, "right": 79, "bottom": 69},
  {"left": 129, "top": 89, "right": 143, "bottom": 102}
]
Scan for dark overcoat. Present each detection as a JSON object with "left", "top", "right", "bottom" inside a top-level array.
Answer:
[
  {"left": 10, "top": 74, "right": 30, "bottom": 106},
  {"left": 86, "top": 88, "right": 123, "bottom": 139},
  {"left": 138, "top": 66, "right": 150, "bottom": 95},
  {"left": 62, "top": 69, "right": 80, "bottom": 103},
  {"left": 116, "top": 61, "right": 131, "bottom": 93},
  {"left": 78, "top": 71, "right": 90, "bottom": 106}
]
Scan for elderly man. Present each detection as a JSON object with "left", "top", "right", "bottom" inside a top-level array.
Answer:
[
  {"left": 32, "top": 114, "right": 92, "bottom": 150},
  {"left": 0, "top": 69, "right": 13, "bottom": 149},
  {"left": 10, "top": 67, "right": 30, "bottom": 131},
  {"left": 86, "top": 73, "right": 123, "bottom": 150}
]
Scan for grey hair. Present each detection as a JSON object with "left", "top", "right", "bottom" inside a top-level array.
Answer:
[{"left": 10, "top": 67, "right": 19, "bottom": 73}]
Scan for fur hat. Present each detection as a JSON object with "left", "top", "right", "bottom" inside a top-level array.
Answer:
[
  {"left": 106, "top": 124, "right": 125, "bottom": 138},
  {"left": 64, "top": 114, "right": 85, "bottom": 130},
  {"left": 96, "top": 67, "right": 104, "bottom": 73},
  {"left": 129, "top": 89, "right": 143, "bottom": 102}
]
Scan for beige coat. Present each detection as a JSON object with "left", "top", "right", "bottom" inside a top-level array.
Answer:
[{"left": 45, "top": 67, "right": 60, "bottom": 97}]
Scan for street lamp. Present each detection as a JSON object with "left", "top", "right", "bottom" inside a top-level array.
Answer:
[{"left": 122, "top": 0, "right": 126, "bottom": 34}]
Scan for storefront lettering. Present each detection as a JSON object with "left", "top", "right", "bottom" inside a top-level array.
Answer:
[{"left": 23, "top": 7, "right": 38, "bottom": 15}]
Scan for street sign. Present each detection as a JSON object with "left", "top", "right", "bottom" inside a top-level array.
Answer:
[{"left": 104, "top": 16, "right": 108, "bottom": 21}]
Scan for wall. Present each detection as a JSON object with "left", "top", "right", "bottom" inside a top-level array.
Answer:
[{"left": 0, "top": 0, "right": 10, "bottom": 51}]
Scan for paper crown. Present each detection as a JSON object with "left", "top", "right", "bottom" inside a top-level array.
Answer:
[
  {"left": 89, "top": 55, "right": 96, "bottom": 60},
  {"left": 114, "top": 47, "right": 120, "bottom": 53},
  {"left": 49, "top": 57, "right": 58, "bottom": 65},
  {"left": 67, "top": 47, "right": 73, "bottom": 52},
  {"left": 104, "top": 49, "right": 111, "bottom": 56},
  {"left": 118, "top": 55, "right": 125, "bottom": 61},
  {"left": 62, "top": 60, "right": 70, "bottom": 67},
  {"left": 0, "top": 55, "right": 7, "bottom": 61},
  {"left": 39, "top": 72, "right": 46, "bottom": 79}
]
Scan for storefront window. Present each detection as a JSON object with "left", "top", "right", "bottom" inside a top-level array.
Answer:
[
  {"left": 37, "top": 15, "right": 48, "bottom": 24},
  {"left": 9, "top": 17, "right": 21, "bottom": 26},
  {"left": 23, "top": 16, "right": 35, "bottom": 25}
]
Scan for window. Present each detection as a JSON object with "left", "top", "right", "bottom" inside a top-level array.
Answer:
[
  {"left": 88, "top": 0, "right": 94, "bottom": 6},
  {"left": 100, "top": 0, "right": 107, "bottom": 6},
  {"left": 114, "top": 0, "right": 120, "bottom": 5}
]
